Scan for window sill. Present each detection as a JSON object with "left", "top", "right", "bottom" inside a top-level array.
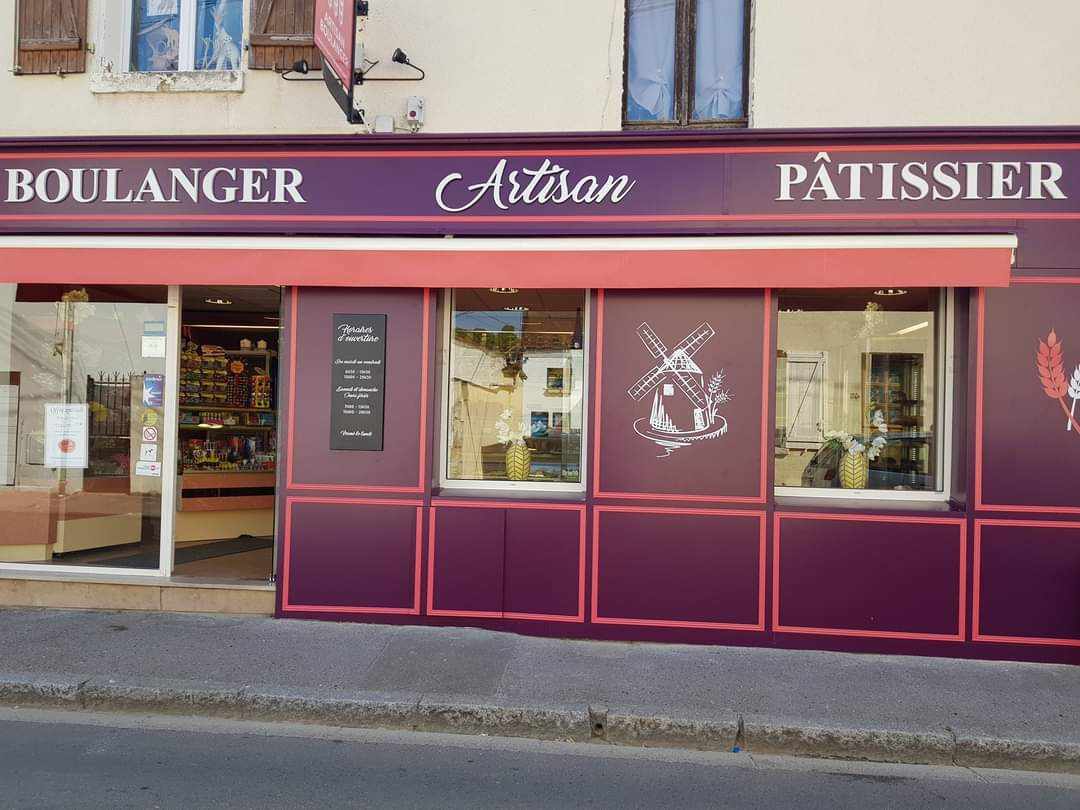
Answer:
[
  {"left": 774, "top": 493, "right": 964, "bottom": 516},
  {"left": 89, "top": 70, "right": 244, "bottom": 94},
  {"left": 432, "top": 487, "right": 585, "bottom": 504}
]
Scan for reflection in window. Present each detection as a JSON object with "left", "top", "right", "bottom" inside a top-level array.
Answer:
[
  {"left": 775, "top": 289, "right": 942, "bottom": 492},
  {"left": 446, "top": 290, "right": 586, "bottom": 486}
]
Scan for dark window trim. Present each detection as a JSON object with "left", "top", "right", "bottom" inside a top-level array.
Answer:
[{"left": 622, "top": 0, "right": 751, "bottom": 129}]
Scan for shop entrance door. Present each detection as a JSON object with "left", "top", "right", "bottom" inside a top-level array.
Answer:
[
  {"left": 172, "top": 286, "right": 281, "bottom": 582},
  {"left": 785, "top": 352, "right": 826, "bottom": 449}
]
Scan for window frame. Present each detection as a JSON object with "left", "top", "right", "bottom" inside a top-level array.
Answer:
[
  {"left": 122, "top": 0, "right": 242, "bottom": 74},
  {"left": 773, "top": 289, "right": 955, "bottom": 503},
  {"left": 622, "top": 0, "right": 752, "bottom": 129},
  {"left": 437, "top": 288, "right": 591, "bottom": 495}
]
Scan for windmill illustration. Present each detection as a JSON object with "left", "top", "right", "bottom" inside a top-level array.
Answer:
[{"left": 627, "top": 322, "right": 732, "bottom": 455}]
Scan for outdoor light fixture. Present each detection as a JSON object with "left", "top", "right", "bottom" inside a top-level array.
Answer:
[
  {"left": 489, "top": 288, "right": 519, "bottom": 294},
  {"left": 356, "top": 48, "right": 425, "bottom": 84},
  {"left": 278, "top": 59, "right": 322, "bottom": 82},
  {"left": 874, "top": 288, "right": 908, "bottom": 297},
  {"left": 204, "top": 297, "right": 233, "bottom": 306}
]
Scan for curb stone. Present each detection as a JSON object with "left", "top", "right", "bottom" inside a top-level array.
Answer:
[{"left": 0, "top": 676, "right": 1076, "bottom": 775}]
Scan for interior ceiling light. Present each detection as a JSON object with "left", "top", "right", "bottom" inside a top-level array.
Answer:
[
  {"left": 874, "top": 288, "right": 908, "bottom": 297},
  {"left": 489, "top": 287, "right": 519, "bottom": 294},
  {"left": 891, "top": 320, "right": 930, "bottom": 336},
  {"left": 205, "top": 297, "right": 233, "bottom": 305},
  {"left": 504, "top": 306, "right": 529, "bottom": 312}
]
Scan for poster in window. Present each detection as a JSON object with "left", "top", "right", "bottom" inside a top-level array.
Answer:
[
  {"left": 44, "top": 403, "right": 88, "bottom": 469},
  {"left": 330, "top": 314, "right": 387, "bottom": 451},
  {"left": 530, "top": 411, "right": 549, "bottom": 437}
]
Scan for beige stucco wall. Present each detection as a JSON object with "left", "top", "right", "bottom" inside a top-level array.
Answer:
[
  {"left": 751, "top": 0, "right": 1080, "bottom": 127},
  {"left": 0, "top": 0, "right": 624, "bottom": 136}
]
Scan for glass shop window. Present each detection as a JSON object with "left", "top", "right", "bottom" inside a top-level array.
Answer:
[
  {"left": 444, "top": 289, "right": 586, "bottom": 489},
  {"left": 130, "top": 0, "right": 242, "bottom": 72},
  {"left": 775, "top": 288, "right": 945, "bottom": 495},
  {"left": 624, "top": 0, "right": 748, "bottom": 126}
]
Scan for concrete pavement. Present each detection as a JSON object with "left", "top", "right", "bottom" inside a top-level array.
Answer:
[{"left": 0, "top": 608, "right": 1077, "bottom": 773}]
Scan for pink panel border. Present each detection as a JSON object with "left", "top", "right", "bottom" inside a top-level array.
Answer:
[
  {"left": 972, "top": 518, "right": 1080, "bottom": 648},
  {"left": 975, "top": 280, "right": 1080, "bottom": 514},
  {"left": 591, "top": 504, "right": 767, "bottom": 631},
  {"left": 426, "top": 499, "right": 587, "bottom": 623},
  {"left": 773, "top": 512, "right": 967, "bottom": 642},
  {"left": 280, "top": 495, "right": 424, "bottom": 615},
  {"left": 591, "top": 289, "right": 770, "bottom": 503},
  {"left": 285, "top": 286, "right": 430, "bottom": 494}
]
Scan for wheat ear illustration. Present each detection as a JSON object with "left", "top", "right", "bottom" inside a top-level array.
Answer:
[
  {"left": 1035, "top": 330, "right": 1080, "bottom": 433},
  {"left": 1069, "top": 365, "right": 1080, "bottom": 431}
]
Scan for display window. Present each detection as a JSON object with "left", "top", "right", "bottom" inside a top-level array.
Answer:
[
  {"left": 441, "top": 288, "right": 588, "bottom": 490},
  {"left": 0, "top": 284, "right": 170, "bottom": 568},
  {"left": 774, "top": 288, "right": 950, "bottom": 498}
]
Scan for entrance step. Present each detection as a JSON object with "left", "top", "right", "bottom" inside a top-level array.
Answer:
[{"left": 0, "top": 572, "right": 273, "bottom": 615}]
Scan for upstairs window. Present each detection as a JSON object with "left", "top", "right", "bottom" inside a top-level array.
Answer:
[
  {"left": 624, "top": 0, "right": 749, "bottom": 127},
  {"left": 128, "top": 0, "right": 242, "bottom": 72}
]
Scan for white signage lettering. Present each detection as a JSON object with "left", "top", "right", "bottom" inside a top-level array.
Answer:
[
  {"left": 2, "top": 167, "right": 307, "bottom": 204},
  {"left": 435, "top": 158, "right": 636, "bottom": 213},
  {"left": 775, "top": 151, "right": 1067, "bottom": 202}
]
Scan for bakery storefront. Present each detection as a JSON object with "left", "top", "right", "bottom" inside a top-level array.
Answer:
[{"left": 0, "top": 130, "right": 1077, "bottom": 664}]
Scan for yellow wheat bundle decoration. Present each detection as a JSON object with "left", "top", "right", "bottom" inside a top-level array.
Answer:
[{"left": 505, "top": 440, "right": 532, "bottom": 480}]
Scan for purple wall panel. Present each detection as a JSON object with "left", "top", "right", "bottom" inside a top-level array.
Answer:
[
  {"left": 979, "top": 284, "right": 1080, "bottom": 511},
  {"left": 976, "top": 521, "right": 1080, "bottom": 644},
  {"left": 288, "top": 287, "right": 425, "bottom": 490},
  {"left": 429, "top": 506, "right": 504, "bottom": 615},
  {"left": 595, "top": 290, "right": 766, "bottom": 501},
  {"left": 504, "top": 508, "right": 582, "bottom": 619},
  {"left": 775, "top": 516, "right": 964, "bottom": 638},
  {"left": 284, "top": 500, "right": 418, "bottom": 610},
  {"left": 594, "top": 509, "right": 762, "bottom": 627}
]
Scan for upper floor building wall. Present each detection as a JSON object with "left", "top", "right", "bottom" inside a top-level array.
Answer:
[
  {"left": 0, "top": 0, "right": 625, "bottom": 136},
  {"left": 0, "top": 1, "right": 1078, "bottom": 137},
  {"left": 751, "top": 0, "right": 1080, "bottom": 128}
]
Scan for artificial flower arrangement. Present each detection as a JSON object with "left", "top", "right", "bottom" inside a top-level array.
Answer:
[{"left": 823, "top": 409, "right": 888, "bottom": 488}]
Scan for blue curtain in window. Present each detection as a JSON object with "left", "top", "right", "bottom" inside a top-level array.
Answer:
[
  {"left": 626, "top": 0, "right": 677, "bottom": 121},
  {"left": 132, "top": 0, "right": 180, "bottom": 72},
  {"left": 195, "top": 0, "right": 243, "bottom": 71},
  {"left": 693, "top": 0, "right": 746, "bottom": 120}
]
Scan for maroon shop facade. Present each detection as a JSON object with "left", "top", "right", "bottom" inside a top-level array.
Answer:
[{"left": 0, "top": 128, "right": 1078, "bottom": 665}]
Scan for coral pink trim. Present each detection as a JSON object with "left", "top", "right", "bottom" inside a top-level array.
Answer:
[
  {"left": 972, "top": 519, "right": 1080, "bottom": 647},
  {"left": 975, "top": 283, "right": 1080, "bottom": 514},
  {"left": 280, "top": 496, "right": 423, "bottom": 615},
  {"left": 285, "top": 287, "right": 428, "bottom": 494},
  {"left": 426, "top": 500, "right": 587, "bottom": 623},
  {"left": 773, "top": 512, "right": 967, "bottom": 642},
  {"left": 591, "top": 505, "right": 767, "bottom": 631},
  {"left": 591, "top": 291, "right": 770, "bottom": 504}
]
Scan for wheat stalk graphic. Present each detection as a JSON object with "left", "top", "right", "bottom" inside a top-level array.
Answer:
[
  {"left": 1035, "top": 330, "right": 1080, "bottom": 434},
  {"left": 1069, "top": 365, "right": 1080, "bottom": 431}
]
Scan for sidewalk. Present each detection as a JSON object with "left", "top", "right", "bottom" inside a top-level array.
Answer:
[{"left": 1, "top": 608, "right": 1077, "bottom": 773}]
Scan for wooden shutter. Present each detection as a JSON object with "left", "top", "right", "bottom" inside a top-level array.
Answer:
[
  {"left": 250, "top": 0, "right": 323, "bottom": 71},
  {"left": 14, "top": 0, "right": 87, "bottom": 75}
]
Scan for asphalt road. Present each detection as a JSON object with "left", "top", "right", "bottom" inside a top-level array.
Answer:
[{"left": 1, "top": 708, "right": 1077, "bottom": 809}]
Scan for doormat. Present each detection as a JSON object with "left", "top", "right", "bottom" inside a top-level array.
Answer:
[{"left": 105, "top": 535, "right": 273, "bottom": 570}]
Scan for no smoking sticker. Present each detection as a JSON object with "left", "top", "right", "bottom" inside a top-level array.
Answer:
[{"left": 142, "top": 426, "right": 159, "bottom": 442}]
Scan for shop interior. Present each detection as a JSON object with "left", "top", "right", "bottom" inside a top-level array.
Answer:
[
  {"left": 774, "top": 287, "right": 940, "bottom": 492},
  {"left": 174, "top": 285, "right": 280, "bottom": 580}
]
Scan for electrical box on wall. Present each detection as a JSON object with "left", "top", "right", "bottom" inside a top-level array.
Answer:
[{"left": 406, "top": 96, "right": 425, "bottom": 126}]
